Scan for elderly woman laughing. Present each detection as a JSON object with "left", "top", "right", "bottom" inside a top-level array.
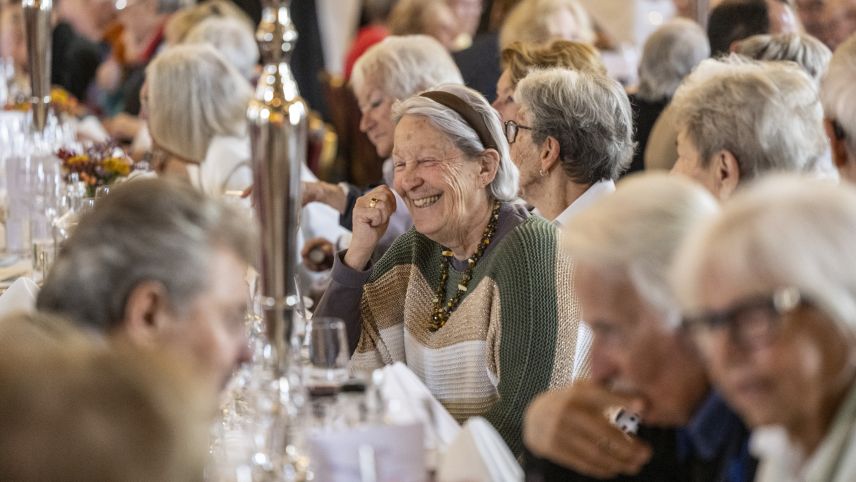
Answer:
[{"left": 315, "top": 84, "right": 585, "bottom": 454}]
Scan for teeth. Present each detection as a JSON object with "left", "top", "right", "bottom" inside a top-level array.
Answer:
[{"left": 412, "top": 194, "right": 441, "bottom": 208}]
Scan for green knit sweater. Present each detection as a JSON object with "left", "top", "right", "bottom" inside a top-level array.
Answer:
[{"left": 316, "top": 203, "right": 586, "bottom": 455}]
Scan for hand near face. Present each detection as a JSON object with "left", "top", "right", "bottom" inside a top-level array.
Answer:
[
  {"left": 343, "top": 186, "right": 397, "bottom": 270},
  {"left": 524, "top": 381, "right": 652, "bottom": 479}
]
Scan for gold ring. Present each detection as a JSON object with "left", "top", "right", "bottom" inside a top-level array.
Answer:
[{"left": 368, "top": 197, "right": 379, "bottom": 209}]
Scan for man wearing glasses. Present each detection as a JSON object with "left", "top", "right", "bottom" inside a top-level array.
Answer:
[{"left": 524, "top": 174, "right": 756, "bottom": 482}]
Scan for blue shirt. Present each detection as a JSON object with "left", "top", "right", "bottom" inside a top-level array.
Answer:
[{"left": 677, "top": 392, "right": 755, "bottom": 482}]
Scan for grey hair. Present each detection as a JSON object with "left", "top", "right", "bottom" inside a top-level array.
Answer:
[
  {"left": 515, "top": 67, "right": 634, "bottom": 184},
  {"left": 392, "top": 84, "right": 519, "bottom": 202},
  {"left": 185, "top": 16, "right": 259, "bottom": 80},
  {"left": 499, "top": 0, "right": 595, "bottom": 50},
  {"left": 735, "top": 32, "right": 832, "bottom": 85},
  {"left": 821, "top": 34, "right": 856, "bottom": 162},
  {"left": 671, "top": 55, "right": 827, "bottom": 181},
  {"left": 637, "top": 19, "right": 710, "bottom": 102},
  {"left": 672, "top": 174, "right": 856, "bottom": 332},
  {"left": 351, "top": 35, "right": 463, "bottom": 101},
  {"left": 146, "top": 44, "right": 253, "bottom": 162},
  {"left": 564, "top": 173, "right": 719, "bottom": 327},
  {"left": 36, "top": 178, "right": 257, "bottom": 332}
]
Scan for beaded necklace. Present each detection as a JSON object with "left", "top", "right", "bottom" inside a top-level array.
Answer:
[{"left": 429, "top": 201, "right": 501, "bottom": 332}]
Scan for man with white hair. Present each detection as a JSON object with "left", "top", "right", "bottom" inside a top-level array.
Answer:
[
  {"left": 670, "top": 56, "right": 828, "bottom": 200},
  {"left": 524, "top": 174, "right": 756, "bottom": 482},
  {"left": 36, "top": 179, "right": 254, "bottom": 393},
  {"left": 821, "top": 34, "right": 856, "bottom": 183}
]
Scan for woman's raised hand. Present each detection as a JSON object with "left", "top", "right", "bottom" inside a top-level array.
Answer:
[{"left": 343, "top": 186, "right": 397, "bottom": 270}]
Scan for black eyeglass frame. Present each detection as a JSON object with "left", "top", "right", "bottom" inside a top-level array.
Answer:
[
  {"left": 681, "top": 287, "right": 807, "bottom": 351},
  {"left": 504, "top": 120, "right": 533, "bottom": 144}
]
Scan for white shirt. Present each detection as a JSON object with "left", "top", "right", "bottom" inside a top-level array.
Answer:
[{"left": 553, "top": 179, "right": 616, "bottom": 228}]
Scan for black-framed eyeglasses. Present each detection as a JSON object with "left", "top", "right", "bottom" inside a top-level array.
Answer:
[
  {"left": 682, "top": 287, "right": 807, "bottom": 353},
  {"left": 504, "top": 120, "right": 533, "bottom": 144}
]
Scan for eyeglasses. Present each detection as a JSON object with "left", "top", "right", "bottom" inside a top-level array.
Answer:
[
  {"left": 504, "top": 120, "right": 532, "bottom": 144},
  {"left": 682, "top": 287, "right": 806, "bottom": 354}
]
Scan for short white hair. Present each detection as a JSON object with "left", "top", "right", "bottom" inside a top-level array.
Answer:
[
  {"left": 146, "top": 44, "right": 253, "bottom": 162},
  {"left": 185, "top": 16, "right": 259, "bottom": 80},
  {"left": 499, "top": 0, "right": 595, "bottom": 50},
  {"left": 563, "top": 173, "right": 718, "bottom": 326},
  {"left": 350, "top": 35, "right": 463, "bottom": 100},
  {"left": 637, "top": 19, "right": 710, "bottom": 102},
  {"left": 392, "top": 84, "right": 519, "bottom": 202},
  {"left": 672, "top": 174, "right": 856, "bottom": 332},
  {"left": 735, "top": 32, "right": 832, "bottom": 85},
  {"left": 821, "top": 34, "right": 856, "bottom": 163},
  {"left": 671, "top": 55, "right": 827, "bottom": 182},
  {"left": 515, "top": 67, "right": 634, "bottom": 184}
]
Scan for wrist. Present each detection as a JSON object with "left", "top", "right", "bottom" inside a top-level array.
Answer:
[
  {"left": 343, "top": 246, "right": 372, "bottom": 271},
  {"left": 325, "top": 182, "right": 348, "bottom": 213}
]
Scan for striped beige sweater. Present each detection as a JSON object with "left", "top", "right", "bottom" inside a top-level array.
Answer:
[{"left": 315, "top": 203, "right": 587, "bottom": 454}]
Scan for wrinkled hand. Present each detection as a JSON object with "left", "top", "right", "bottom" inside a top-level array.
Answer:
[
  {"left": 524, "top": 381, "right": 652, "bottom": 479},
  {"left": 302, "top": 181, "right": 347, "bottom": 212},
  {"left": 343, "top": 186, "right": 396, "bottom": 270},
  {"left": 301, "top": 237, "right": 335, "bottom": 272}
]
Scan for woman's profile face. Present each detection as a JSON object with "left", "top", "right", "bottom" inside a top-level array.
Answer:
[
  {"left": 392, "top": 114, "right": 492, "bottom": 247},
  {"left": 355, "top": 80, "right": 396, "bottom": 158},
  {"left": 693, "top": 268, "right": 854, "bottom": 432},
  {"left": 491, "top": 69, "right": 518, "bottom": 122}
]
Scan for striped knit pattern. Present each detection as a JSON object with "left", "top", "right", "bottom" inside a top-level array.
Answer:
[{"left": 351, "top": 214, "right": 586, "bottom": 455}]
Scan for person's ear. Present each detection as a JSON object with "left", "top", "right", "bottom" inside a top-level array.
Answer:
[
  {"left": 119, "top": 280, "right": 172, "bottom": 345},
  {"left": 479, "top": 148, "right": 501, "bottom": 187},
  {"left": 713, "top": 149, "right": 740, "bottom": 200},
  {"left": 539, "top": 136, "right": 561, "bottom": 174}
]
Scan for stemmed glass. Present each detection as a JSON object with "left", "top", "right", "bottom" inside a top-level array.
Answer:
[{"left": 305, "top": 317, "right": 349, "bottom": 397}]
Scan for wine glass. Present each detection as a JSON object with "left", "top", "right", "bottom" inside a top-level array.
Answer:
[{"left": 305, "top": 317, "right": 349, "bottom": 397}]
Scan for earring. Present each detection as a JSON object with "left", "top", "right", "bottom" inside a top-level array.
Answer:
[{"left": 539, "top": 168, "right": 547, "bottom": 177}]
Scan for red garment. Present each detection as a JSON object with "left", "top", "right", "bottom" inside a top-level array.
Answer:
[
  {"left": 343, "top": 25, "right": 389, "bottom": 80},
  {"left": 140, "top": 21, "right": 166, "bottom": 65}
]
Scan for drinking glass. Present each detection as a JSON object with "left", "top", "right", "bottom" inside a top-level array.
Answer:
[{"left": 305, "top": 317, "right": 349, "bottom": 397}]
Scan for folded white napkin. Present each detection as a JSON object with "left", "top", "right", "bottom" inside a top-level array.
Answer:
[
  {"left": 309, "top": 422, "right": 426, "bottom": 482},
  {"left": 0, "top": 276, "right": 39, "bottom": 318},
  {"left": 379, "top": 362, "right": 461, "bottom": 451},
  {"left": 437, "top": 417, "right": 523, "bottom": 482}
]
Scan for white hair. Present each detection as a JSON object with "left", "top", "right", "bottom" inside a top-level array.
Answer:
[
  {"left": 146, "top": 44, "right": 253, "bottom": 162},
  {"left": 821, "top": 34, "right": 856, "bottom": 163},
  {"left": 671, "top": 55, "right": 828, "bottom": 181},
  {"left": 499, "top": 0, "right": 595, "bottom": 50},
  {"left": 392, "top": 84, "right": 519, "bottom": 202},
  {"left": 350, "top": 35, "right": 463, "bottom": 101},
  {"left": 563, "top": 173, "right": 718, "bottom": 327},
  {"left": 515, "top": 67, "right": 634, "bottom": 184},
  {"left": 637, "top": 19, "right": 710, "bottom": 102},
  {"left": 672, "top": 174, "right": 856, "bottom": 333},
  {"left": 735, "top": 32, "right": 832, "bottom": 85},
  {"left": 184, "top": 16, "right": 259, "bottom": 81}
]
